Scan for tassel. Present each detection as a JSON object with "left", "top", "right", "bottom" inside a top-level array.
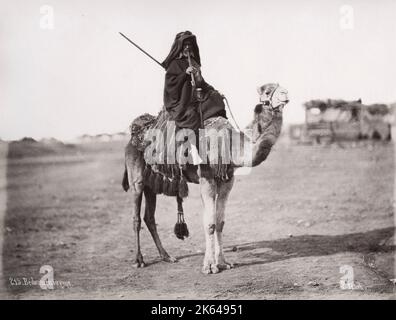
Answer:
[
  {"left": 174, "top": 212, "right": 189, "bottom": 240},
  {"left": 143, "top": 166, "right": 151, "bottom": 184},
  {"left": 174, "top": 221, "right": 183, "bottom": 240},
  {"left": 148, "top": 171, "right": 156, "bottom": 189},
  {"left": 169, "top": 178, "right": 178, "bottom": 197},
  {"left": 152, "top": 173, "right": 163, "bottom": 194},
  {"left": 121, "top": 167, "right": 129, "bottom": 192},
  {"left": 178, "top": 175, "right": 189, "bottom": 198},
  {"left": 180, "top": 221, "right": 189, "bottom": 238},
  {"left": 163, "top": 177, "right": 171, "bottom": 196}
]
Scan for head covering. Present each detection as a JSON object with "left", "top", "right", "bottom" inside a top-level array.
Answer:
[{"left": 162, "top": 31, "right": 201, "bottom": 69}]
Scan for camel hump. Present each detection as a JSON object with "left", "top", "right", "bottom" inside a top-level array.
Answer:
[{"left": 130, "top": 113, "right": 157, "bottom": 135}]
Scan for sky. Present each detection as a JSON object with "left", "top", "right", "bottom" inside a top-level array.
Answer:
[{"left": 0, "top": 0, "right": 395, "bottom": 141}]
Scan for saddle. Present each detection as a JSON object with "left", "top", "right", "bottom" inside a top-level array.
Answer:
[
  {"left": 129, "top": 110, "right": 191, "bottom": 198},
  {"left": 129, "top": 110, "right": 234, "bottom": 198}
]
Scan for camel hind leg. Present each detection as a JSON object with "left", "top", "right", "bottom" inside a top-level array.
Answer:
[{"left": 143, "top": 186, "right": 177, "bottom": 263}]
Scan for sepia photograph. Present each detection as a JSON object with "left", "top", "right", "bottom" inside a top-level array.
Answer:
[{"left": 0, "top": 0, "right": 395, "bottom": 304}]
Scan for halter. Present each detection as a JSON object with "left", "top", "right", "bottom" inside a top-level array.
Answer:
[
  {"left": 263, "top": 83, "right": 280, "bottom": 109},
  {"left": 269, "top": 83, "right": 280, "bottom": 101}
]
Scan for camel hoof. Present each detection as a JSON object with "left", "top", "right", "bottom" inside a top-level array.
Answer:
[
  {"left": 219, "top": 263, "right": 234, "bottom": 270},
  {"left": 163, "top": 255, "right": 178, "bottom": 263},
  {"left": 201, "top": 265, "right": 212, "bottom": 275},
  {"left": 210, "top": 265, "right": 220, "bottom": 274},
  {"left": 132, "top": 262, "right": 145, "bottom": 268},
  {"left": 132, "top": 258, "right": 146, "bottom": 268}
]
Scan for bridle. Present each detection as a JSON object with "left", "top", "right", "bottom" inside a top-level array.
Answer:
[
  {"left": 262, "top": 83, "right": 280, "bottom": 109},
  {"left": 269, "top": 83, "right": 280, "bottom": 101},
  {"left": 253, "top": 83, "right": 284, "bottom": 141}
]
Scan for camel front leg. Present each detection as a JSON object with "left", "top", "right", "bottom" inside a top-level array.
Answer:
[
  {"left": 200, "top": 177, "right": 217, "bottom": 274},
  {"left": 131, "top": 185, "right": 144, "bottom": 268},
  {"left": 214, "top": 177, "right": 234, "bottom": 271},
  {"left": 125, "top": 143, "right": 146, "bottom": 268}
]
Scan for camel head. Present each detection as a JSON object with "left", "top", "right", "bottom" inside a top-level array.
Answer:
[
  {"left": 251, "top": 83, "right": 289, "bottom": 143},
  {"left": 257, "top": 83, "right": 289, "bottom": 111}
]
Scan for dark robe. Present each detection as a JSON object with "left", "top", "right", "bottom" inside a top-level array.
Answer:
[{"left": 162, "top": 31, "right": 227, "bottom": 131}]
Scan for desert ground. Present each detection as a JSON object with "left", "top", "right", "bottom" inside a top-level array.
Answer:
[{"left": 0, "top": 137, "right": 394, "bottom": 299}]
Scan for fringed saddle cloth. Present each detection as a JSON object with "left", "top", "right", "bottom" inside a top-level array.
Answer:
[{"left": 129, "top": 111, "right": 235, "bottom": 198}]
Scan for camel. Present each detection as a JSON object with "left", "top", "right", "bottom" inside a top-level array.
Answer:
[{"left": 122, "top": 83, "right": 289, "bottom": 274}]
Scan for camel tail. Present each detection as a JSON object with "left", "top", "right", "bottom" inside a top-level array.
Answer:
[{"left": 122, "top": 165, "right": 129, "bottom": 192}]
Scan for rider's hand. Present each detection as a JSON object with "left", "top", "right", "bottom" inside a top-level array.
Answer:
[{"left": 186, "top": 66, "right": 198, "bottom": 75}]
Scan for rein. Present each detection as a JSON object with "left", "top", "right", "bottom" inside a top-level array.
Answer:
[
  {"left": 222, "top": 84, "right": 280, "bottom": 133},
  {"left": 222, "top": 95, "right": 241, "bottom": 132},
  {"left": 269, "top": 83, "right": 280, "bottom": 102}
]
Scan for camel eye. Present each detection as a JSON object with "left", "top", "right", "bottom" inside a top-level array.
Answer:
[{"left": 265, "top": 90, "right": 271, "bottom": 95}]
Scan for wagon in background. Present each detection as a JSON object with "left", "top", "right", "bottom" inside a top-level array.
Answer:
[{"left": 289, "top": 99, "right": 393, "bottom": 144}]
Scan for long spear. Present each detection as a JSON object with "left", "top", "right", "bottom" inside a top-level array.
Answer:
[{"left": 119, "top": 32, "right": 164, "bottom": 70}]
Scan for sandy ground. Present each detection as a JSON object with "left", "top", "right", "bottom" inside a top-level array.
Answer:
[{"left": 0, "top": 140, "right": 395, "bottom": 299}]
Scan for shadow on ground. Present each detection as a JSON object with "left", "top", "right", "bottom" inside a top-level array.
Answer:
[{"left": 177, "top": 227, "right": 395, "bottom": 268}]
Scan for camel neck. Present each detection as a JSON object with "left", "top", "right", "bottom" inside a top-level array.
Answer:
[{"left": 250, "top": 111, "right": 283, "bottom": 167}]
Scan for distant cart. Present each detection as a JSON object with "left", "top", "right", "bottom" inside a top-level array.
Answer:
[{"left": 289, "top": 99, "right": 393, "bottom": 144}]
